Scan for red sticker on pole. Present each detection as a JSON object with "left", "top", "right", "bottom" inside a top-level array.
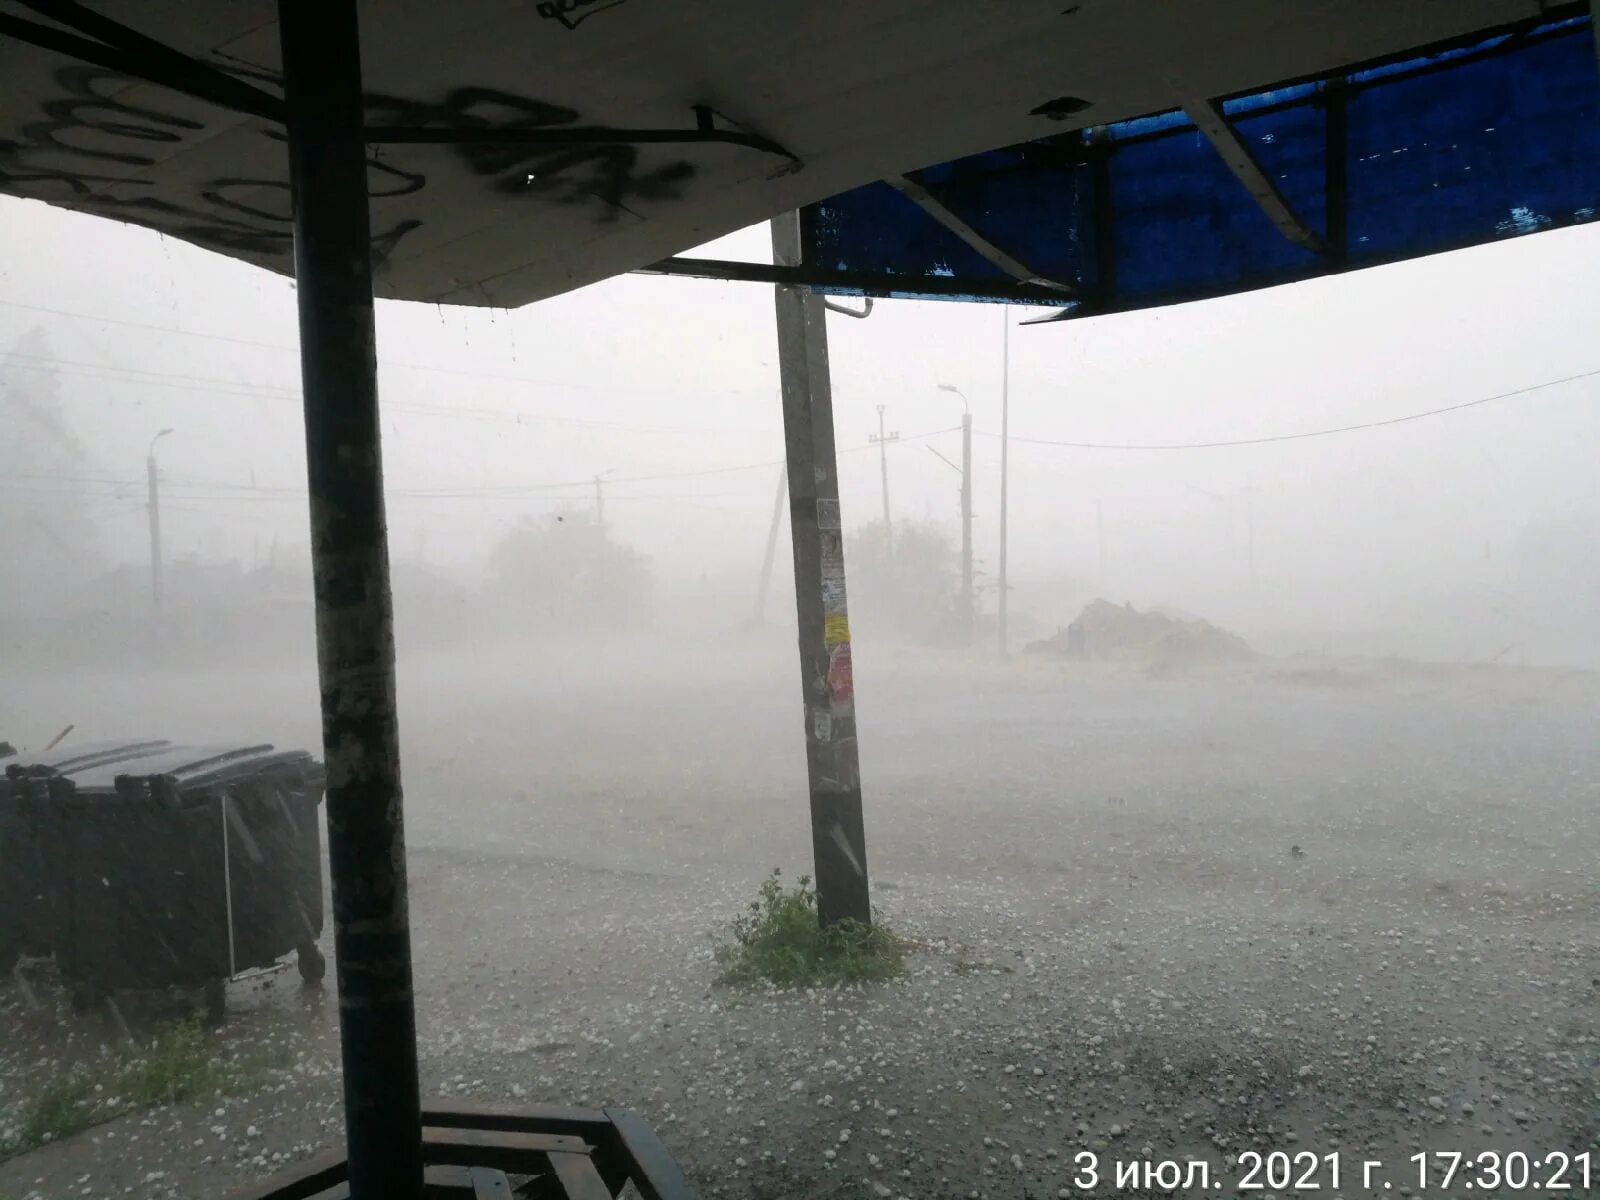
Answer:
[{"left": 827, "top": 642, "right": 854, "bottom": 703}]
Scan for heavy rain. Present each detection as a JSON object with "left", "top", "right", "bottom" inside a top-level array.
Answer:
[{"left": 3, "top": 15, "right": 1599, "bottom": 1197}]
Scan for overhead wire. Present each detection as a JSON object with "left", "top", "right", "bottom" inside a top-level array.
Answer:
[
  {"left": 0, "top": 296, "right": 773, "bottom": 402},
  {"left": 0, "top": 353, "right": 768, "bottom": 437},
  {"left": 978, "top": 368, "right": 1599, "bottom": 452},
  {"left": 0, "top": 426, "right": 964, "bottom": 504}
]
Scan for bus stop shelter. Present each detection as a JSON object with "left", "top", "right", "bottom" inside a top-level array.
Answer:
[{"left": 2, "top": 2, "right": 1596, "bottom": 1195}]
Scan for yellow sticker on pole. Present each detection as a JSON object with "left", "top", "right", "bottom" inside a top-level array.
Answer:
[{"left": 823, "top": 614, "right": 850, "bottom": 646}]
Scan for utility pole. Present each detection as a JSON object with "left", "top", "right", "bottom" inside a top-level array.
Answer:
[
  {"left": 753, "top": 463, "right": 787, "bottom": 624},
  {"left": 1245, "top": 474, "right": 1258, "bottom": 600},
  {"left": 869, "top": 404, "right": 898, "bottom": 557},
  {"left": 771, "top": 210, "right": 872, "bottom": 928},
  {"left": 1097, "top": 498, "right": 1106, "bottom": 596},
  {"left": 960, "top": 409, "right": 973, "bottom": 641},
  {"left": 147, "top": 427, "right": 173, "bottom": 612},
  {"left": 935, "top": 384, "right": 975, "bottom": 643},
  {"left": 593, "top": 473, "right": 606, "bottom": 530},
  {"left": 997, "top": 306, "right": 1010, "bottom": 655}
]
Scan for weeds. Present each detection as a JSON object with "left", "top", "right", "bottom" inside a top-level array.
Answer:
[
  {"left": 12, "top": 1078, "right": 93, "bottom": 1152},
  {"left": 0, "top": 1019, "right": 273, "bottom": 1160},
  {"left": 717, "top": 869, "right": 905, "bottom": 988}
]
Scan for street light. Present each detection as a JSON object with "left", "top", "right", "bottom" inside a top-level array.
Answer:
[
  {"left": 941, "top": 305, "right": 1011, "bottom": 656},
  {"left": 936, "top": 382, "right": 970, "bottom": 414},
  {"left": 147, "top": 428, "right": 174, "bottom": 612}
]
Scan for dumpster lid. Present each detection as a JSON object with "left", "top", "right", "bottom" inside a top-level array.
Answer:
[
  {"left": 4, "top": 741, "right": 322, "bottom": 800},
  {"left": 129, "top": 745, "right": 322, "bottom": 794},
  {"left": 3, "top": 739, "right": 175, "bottom": 777},
  {"left": 73, "top": 743, "right": 316, "bottom": 792}
]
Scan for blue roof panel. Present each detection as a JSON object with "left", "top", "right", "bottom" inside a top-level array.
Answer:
[{"left": 803, "top": 15, "right": 1600, "bottom": 312}]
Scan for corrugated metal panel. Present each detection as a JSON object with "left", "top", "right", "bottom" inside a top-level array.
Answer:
[{"left": 804, "top": 15, "right": 1600, "bottom": 313}]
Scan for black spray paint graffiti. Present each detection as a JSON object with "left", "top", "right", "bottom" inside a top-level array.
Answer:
[
  {"left": 1, "top": 66, "right": 291, "bottom": 257},
  {"left": 362, "top": 86, "right": 697, "bottom": 222},
  {"left": 0, "top": 67, "right": 421, "bottom": 263},
  {"left": 536, "top": 0, "right": 631, "bottom": 32},
  {"left": 197, "top": 127, "right": 426, "bottom": 270},
  {"left": 0, "top": 68, "right": 700, "bottom": 274}
]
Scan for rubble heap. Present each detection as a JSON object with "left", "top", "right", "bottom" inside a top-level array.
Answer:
[{"left": 1027, "top": 598, "right": 1257, "bottom": 669}]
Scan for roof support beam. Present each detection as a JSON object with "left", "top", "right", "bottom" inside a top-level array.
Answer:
[
  {"left": 279, "top": 0, "right": 423, "bottom": 1196},
  {"left": 1182, "top": 98, "right": 1324, "bottom": 254},
  {"left": 3, "top": 0, "right": 285, "bottom": 121},
  {"left": 887, "top": 174, "right": 1077, "bottom": 294},
  {"left": 365, "top": 106, "right": 799, "bottom": 164},
  {"left": 1322, "top": 78, "right": 1349, "bottom": 263},
  {"left": 1593, "top": 0, "right": 1600, "bottom": 79},
  {"left": 634, "top": 254, "right": 1075, "bottom": 305}
]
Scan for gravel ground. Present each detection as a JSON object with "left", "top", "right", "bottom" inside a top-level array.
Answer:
[{"left": 1, "top": 643, "right": 1596, "bottom": 1199}]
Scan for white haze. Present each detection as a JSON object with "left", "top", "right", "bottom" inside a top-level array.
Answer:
[
  {"left": 3, "top": 192, "right": 1600, "bottom": 1200},
  {"left": 3, "top": 195, "right": 1599, "bottom": 668}
]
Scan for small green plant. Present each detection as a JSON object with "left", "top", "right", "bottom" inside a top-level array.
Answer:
[
  {"left": 0, "top": 1019, "right": 275, "bottom": 1160},
  {"left": 13, "top": 1077, "right": 94, "bottom": 1151},
  {"left": 717, "top": 869, "right": 905, "bottom": 988},
  {"left": 116, "top": 1018, "right": 242, "bottom": 1108}
]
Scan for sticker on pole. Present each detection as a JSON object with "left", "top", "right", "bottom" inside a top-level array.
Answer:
[
  {"left": 823, "top": 613, "right": 850, "bottom": 646},
  {"left": 827, "top": 642, "right": 854, "bottom": 702},
  {"left": 812, "top": 708, "right": 833, "bottom": 741},
  {"left": 817, "top": 499, "right": 841, "bottom": 530},
  {"left": 821, "top": 540, "right": 845, "bottom": 582}
]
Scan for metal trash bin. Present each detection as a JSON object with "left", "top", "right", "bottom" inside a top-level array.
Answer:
[
  {"left": 0, "top": 739, "right": 175, "bottom": 973},
  {"left": 4, "top": 741, "right": 325, "bottom": 1013}
]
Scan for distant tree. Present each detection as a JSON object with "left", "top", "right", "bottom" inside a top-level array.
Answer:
[
  {"left": 844, "top": 517, "right": 960, "bottom": 642},
  {"left": 0, "top": 329, "right": 105, "bottom": 616},
  {"left": 488, "top": 509, "right": 652, "bottom": 631}
]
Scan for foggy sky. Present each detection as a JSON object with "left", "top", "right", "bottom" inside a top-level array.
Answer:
[{"left": 2, "top": 194, "right": 1598, "bottom": 663}]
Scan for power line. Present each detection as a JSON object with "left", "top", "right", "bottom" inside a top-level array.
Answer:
[
  {"left": 0, "top": 298, "right": 294, "bottom": 354},
  {"left": 0, "top": 426, "right": 963, "bottom": 504},
  {"left": 980, "top": 369, "right": 1600, "bottom": 452},
  {"left": 2, "top": 352, "right": 299, "bottom": 397},
  {"left": 0, "top": 296, "right": 774, "bottom": 403},
  {"left": 0, "top": 354, "right": 765, "bottom": 437},
  {"left": 383, "top": 426, "right": 961, "bottom": 498}
]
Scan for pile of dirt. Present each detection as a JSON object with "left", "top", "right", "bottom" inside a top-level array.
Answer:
[{"left": 1027, "top": 598, "right": 1257, "bottom": 669}]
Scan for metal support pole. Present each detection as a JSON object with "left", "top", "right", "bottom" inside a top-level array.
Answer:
[
  {"left": 1245, "top": 476, "right": 1258, "bottom": 600},
  {"left": 754, "top": 464, "right": 787, "bottom": 624},
  {"left": 770, "top": 211, "right": 872, "bottom": 927},
  {"left": 146, "top": 427, "right": 171, "bottom": 612},
  {"left": 146, "top": 453, "right": 163, "bottom": 612},
  {"left": 279, "top": 3, "right": 422, "bottom": 1197},
  {"left": 997, "top": 307, "right": 1010, "bottom": 655},
  {"left": 1097, "top": 499, "right": 1106, "bottom": 595},
  {"left": 221, "top": 792, "right": 237, "bottom": 978},
  {"left": 873, "top": 405, "right": 895, "bottom": 553},
  {"left": 960, "top": 412, "right": 973, "bottom": 642}
]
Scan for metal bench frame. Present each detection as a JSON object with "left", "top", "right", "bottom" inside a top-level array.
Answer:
[{"left": 232, "top": 1101, "right": 696, "bottom": 1199}]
